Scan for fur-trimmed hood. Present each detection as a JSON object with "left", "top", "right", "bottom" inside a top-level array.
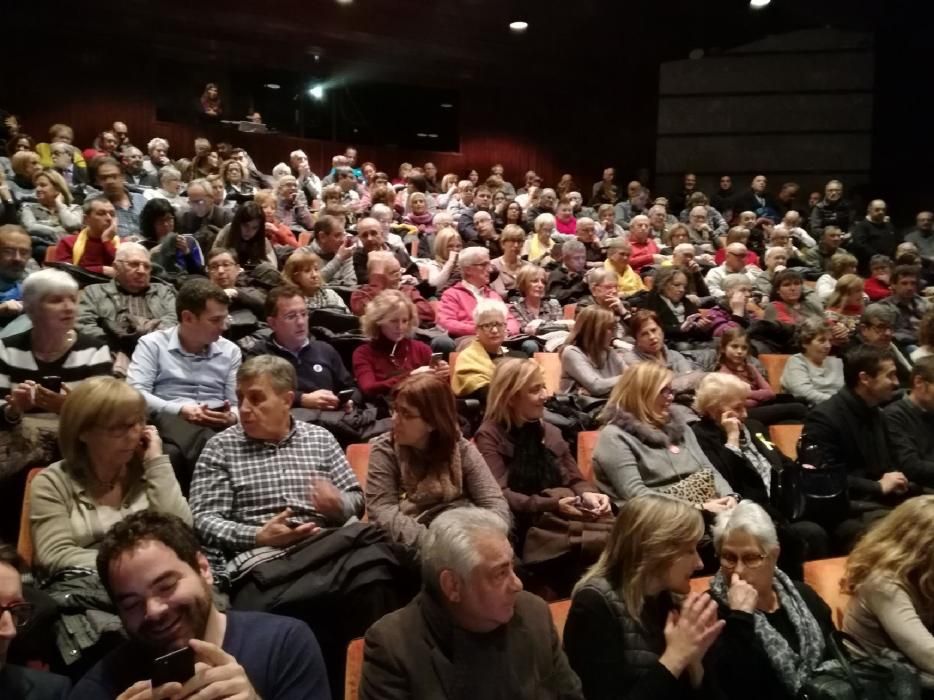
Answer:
[{"left": 601, "top": 404, "right": 687, "bottom": 447}]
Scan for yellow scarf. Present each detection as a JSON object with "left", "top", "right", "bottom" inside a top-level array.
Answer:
[{"left": 72, "top": 228, "right": 118, "bottom": 266}]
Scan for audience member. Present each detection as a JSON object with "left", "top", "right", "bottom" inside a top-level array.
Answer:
[
  {"left": 51, "top": 196, "right": 118, "bottom": 275},
  {"left": 809, "top": 179, "right": 855, "bottom": 239},
  {"left": 451, "top": 299, "right": 523, "bottom": 399},
  {"left": 911, "top": 310, "right": 934, "bottom": 362},
  {"left": 281, "top": 249, "right": 349, "bottom": 312},
  {"left": 711, "top": 174, "right": 735, "bottom": 218},
  {"left": 751, "top": 246, "right": 787, "bottom": 297},
  {"left": 594, "top": 362, "right": 734, "bottom": 511},
  {"left": 8, "top": 150, "right": 42, "bottom": 202},
  {"left": 800, "top": 225, "right": 843, "bottom": 273},
  {"left": 604, "top": 238, "right": 646, "bottom": 298},
  {"left": 0, "top": 545, "right": 71, "bottom": 699},
  {"left": 824, "top": 273, "right": 865, "bottom": 339},
  {"left": 780, "top": 318, "right": 844, "bottom": 406},
  {"left": 76, "top": 242, "right": 177, "bottom": 353},
  {"left": 848, "top": 303, "right": 913, "bottom": 384},
  {"left": 70, "top": 510, "right": 330, "bottom": 699},
  {"left": 905, "top": 211, "right": 934, "bottom": 261},
  {"left": 883, "top": 357, "right": 934, "bottom": 488},
  {"left": 863, "top": 254, "right": 894, "bottom": 301},
  {"left": 360, "top": 507, "right": 583, "bottom": 699},
  {"left": 732, "top": 175, "right": 781, "bottom": 222},
  {"left": 204, "top": 249, "right": 267, "bottom": 333},
  {"left": 309, "top": 214, "right": 357, "bottom": 287},
  {"left": 564, "top": 495, "right": 722, "bottom": 700},
  {"left": 119, "top": 146, "right": 157, "bottom": 188},
  {"left": 707, "top": 502, "right": 832, "bottom": 700},
  {"left": 850, "top": 199, "right": 902, "bottom": 275},
  {"left": 523, "top": 213, "right": 558, "bottom": 265},
  {"left": 438, "top": 246, "right": 519, "bottom": 340},
  {"left": 127, "top": 279, "right": 239, "bottom": 488},
  {"left": 211, "top": 200, "right": 278, "bottom": 269},
  {"left": 178, "top": 178, "right": 233, "bottom": 248},
  {"left": 640, "top": 266, "right": 713, "bottom": 346},
  {"left": 762, "top": 270, "right": 827, "bottom": 345},
  {"left": 490, "top": 224, "right": 525, "bottom": 297},
  {"left": 144, "top": 165, "right": 187, "bottom": 210},
  {"left": 815, "top": 251, "right": 859, "bottom": 303},
  {"left": 365, "top": 374, "right": 509, "bottom": 548},
  {"left": 510, "top": 264, "right": 568, "bottom": 345},
  {"left": 560, "top": 306, "right": 626, "bottom": 397},
  {"left": 706, "top": 243, "right": 762, "bottom": 299},
  {"left": 93, "top": 157, "right": 147, "bottom": 239},
  {"left": 880, "top": 264, "right": 929, "bottom": 351},
  {"left": 19, "top": 169, "right": 83, "bottom": 258},
  {"left": 622, "top": 310, "right": 705, "bottom": 396},
  {"left": 0, "top": 225, "right": 37, "bottom": 335},
  {"left": 350, "top": 250, "right": 433, "bottom": 326},
  {"left": 842, "top": 497, "right": 934, "bottom": 681}
]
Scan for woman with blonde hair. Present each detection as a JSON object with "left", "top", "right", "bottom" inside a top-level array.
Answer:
[
  {"left": 560, "top": 305, "right": 625, "bottom": 397},
  {"left": 364, "top": 373, "right": 509, "bottom": 548},
  {"left": 510, "top": 263, "right": 568, "bottom": 342},
  {"left": 522, "top": 212, "right": 557, "bottom": 264},
  {"left": 282, "top": 249, "right": 348, "bottom": 312},
  {"left": 20, "top": 168, "right": 83, "bottom": 258},
  {"left": 824, "top": 273, "right": 865, "bottom": 339},
  {"left": 30, "top": 377, "right": 190, "bottom": 577},
  {"left": 423, "top": 226, "right": 461, "bottom": 290},
  {"left": 491, "top": 224, "right": 525, "bottom": 297},
  {"left": 564, "top": 495, "right": 724, "bottom": 700},
  {"left": 594, "top": 362, "right": 735, "bottom": 511},
  {"left": 352, "top": 289, "right": 447, "bottom": 400},
  {"left": 843, "top": 496, "right": 934, "bottom": 680},
  {"left": 475, "top": 358, "right": 610, "bottom": 590}
]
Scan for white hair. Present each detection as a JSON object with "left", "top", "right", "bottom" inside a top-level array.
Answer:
[
  {"left": 473, "top": 297, "right": 508, "bottom": 324},
  {"left": 764, "top": 246, "right": 787, "bottom": 264},
  {"left": 690, "top": 205, "right": 708, "bottom": 217},
  {"left": 114, "top": 242, "right": 150, "bottom": 262},
  {"left": 187, "top": 178, "right": 213, "bottom": 195},
  {"left": 371, "top": 203, "right": 392, "bottom": 219},
  {"left": 458, "top": 246, "right": 490, "bottom": 268},
  {"left": 673, "top": 243, "right": 695, "bottom": 256},
  {"left": 541, "top": 188, "right": 556, "bottom": 198},
  {"left": 433, "top": 211, "right": 453, "bottom": 227},
  {"left": 586, "top": 267, "right": 618, "bottom": 286},
  {"left": 22, "top": 269, "right": 78, "bottom": 316},
  {"left": 721, "top": 273, "right": 752, "bottom": 294},
  {"left": 147, "top": 137, "right": 169, "bottom": 152},
  {"left": 534, "top": 213, "right": 556, "bottom": 231},
  {"left": 272, "top": 163, "right": 292, "bottom": 179},
  {"left": 159, "top": 167, "right": 181, "bottom": 185},
  {"left": 289, "top": 150, "right": 307, "bottom": 161},
  {"left": 712, "top": 500, "right": 778, "bottom": 552},
  {"left": 421, "top": 507, "right": 510, "bottom": 594},
  {"left": 648, "top": 205, "right": 667, "bottom": 217}
]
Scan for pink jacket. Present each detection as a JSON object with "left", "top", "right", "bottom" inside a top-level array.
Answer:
[{"left": 437, "top": 282, "right": 520, "bottom": 337}]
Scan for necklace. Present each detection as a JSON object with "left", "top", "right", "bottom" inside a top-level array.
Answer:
[{"left": 33, "top": 330, "right": 76, "bottom": 362}]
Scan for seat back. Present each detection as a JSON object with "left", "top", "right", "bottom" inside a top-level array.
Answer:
[
  {"left": 17, "top": 467, "right": 45, "bottom": 567},
  {"left": 549, "top": 599, "right": 572, "bottom": 641},
  {"left": 689, "top": 575, "right": 712, "bottom": 594},
  {"left": 345, "top": 637, "right": 364, "bottom": 700},
  {"left": 803, "top": 556, "right": 849, "bottom": 628},
  {"left": 758, "top": 353, "right": 791, "bottom": 393},
  {"left": 563, "top": 303, "right": 576, "bottom": 320},
  {"left": 533, "top": 352, "right": 561, "bottom": 396},
  {"left": 448, "top": 351, "right": 460, "bottom": 385},
  {"left": 769, "top": 424, "right": 803, "bottom": 461},
  {"left": 345, "top": 444, "right": 371, "bottom": 490},
  {"left": 576, "top": 430, "right": 599, "bottom": 483}
]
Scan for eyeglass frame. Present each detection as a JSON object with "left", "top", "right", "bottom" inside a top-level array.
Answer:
[
  {"left": 719, "top": 551, "right": 768, "bottom": 570},
  {"left": 0, "top": 601, "right": 35, "bottom": 628}
]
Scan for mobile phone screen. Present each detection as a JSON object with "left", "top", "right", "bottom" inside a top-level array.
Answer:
[{"left": 151, "top": 646, "right": 195, "bottom": 687}]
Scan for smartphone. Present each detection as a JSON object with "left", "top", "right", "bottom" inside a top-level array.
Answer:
[
  {"left": 337, "top": 388, "right": 354, "bottom": 404},
  {"left": 151, "top": 646, "right": 195, "bottom": 687},
  {"left": 204, "top": 400, "right": 229, "bottom": 411},
  {"left": 430, "top": 352, "right": 443, "bottom": 366},
  {"left": 39, "top": 376, "right": 62, "bottom": 393}
]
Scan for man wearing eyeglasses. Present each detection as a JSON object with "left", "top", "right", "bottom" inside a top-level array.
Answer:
[
  {"left": 0, "top": 225, "right": 38, "bottom": 336},
  {"left": 0, "top": 544, "right": 71, "bottom": 698}
]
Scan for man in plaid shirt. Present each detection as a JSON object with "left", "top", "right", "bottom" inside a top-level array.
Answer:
[{"left": 189, "top": 354, "right": 364, "bottom": 578}]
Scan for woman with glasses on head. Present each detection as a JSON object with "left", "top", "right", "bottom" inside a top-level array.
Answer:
[
  {"left": 565, "top": 495, "right": 724, "bottom": 700},
  {"left": 594, "top": 362, "right": 736, "bottom": 515},
  {"left": 707, "top": 501, "right": 832, "bottom": 700},
  {"left": 29, "top": 377, "right": 190, "bottom": 578}
]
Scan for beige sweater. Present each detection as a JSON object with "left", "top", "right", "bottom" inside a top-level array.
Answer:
[
  {"left": 843, "top": 576, "right": 934, "bottom": 676},
  {"left": 29, "top": 455, "right": 192, "bottom": 576}
]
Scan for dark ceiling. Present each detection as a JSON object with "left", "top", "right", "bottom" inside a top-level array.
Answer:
[{"left": 11, "top": 0, "right": 890, "bottom": 89}]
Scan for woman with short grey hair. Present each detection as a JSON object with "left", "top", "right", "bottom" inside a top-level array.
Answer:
[{"left": 707, "top": 501, "right": 833, "bottom": 700}]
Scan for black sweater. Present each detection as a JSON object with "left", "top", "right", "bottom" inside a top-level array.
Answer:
[{"left": 883, "top": 395, "right": 934, "bottom": 487}]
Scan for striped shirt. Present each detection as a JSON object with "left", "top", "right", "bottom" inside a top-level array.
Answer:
[
  {"left": 189, "top": 420, "right": 363, "bottom": 573},
  {"left": 0, "top": 330, "right": 112, "bottom": 421}
]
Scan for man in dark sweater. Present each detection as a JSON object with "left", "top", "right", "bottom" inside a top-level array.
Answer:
[
  {"left": 809, "top": 179, "right": 856, "bottom": 238},
  {"left": 884, "top": 357, "right": 934, "bottom": 488},
  {"left": 848, "top": 199, "right": 902, "bottom": 275},
  {"left": 70, "top": 511, "right": 330, "bottom": 700},
  {"left": 547, "top": 239, "right": 589, "bottom": 304}
]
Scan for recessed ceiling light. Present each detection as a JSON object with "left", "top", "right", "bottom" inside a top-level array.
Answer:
[
  {"left": 336, "top": 0, "right": 353, "bottom": 4},
  {"left": 263, "top": 83, "right": 280, "bottom": 90},
  {"left": 750, "top": 0, "right": 770, "bottom": 8},
  {"left": 509, "top": 20, "right": 529, "bottom": 31},
  {"left": 428, "top": 133, "right": 439, "bottom": 139},
  {"left": 416, "top": 132, "right": 428, "bottom": 138},
  {"left": 440, "top": 103, "right": 453, "bottom": 109}
]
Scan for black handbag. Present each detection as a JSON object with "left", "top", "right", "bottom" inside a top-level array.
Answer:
[
  {"left": 796, "top": 437, "right": 850, "bottom": 526},
  {"left": 799, "top": 631, "right": 921, "bottom": 700}
]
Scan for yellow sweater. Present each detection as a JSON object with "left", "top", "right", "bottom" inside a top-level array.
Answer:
[
  {"left": 604, "top": 260, "right": 646, "bottom": 298},
  {"left": 452, "top": 340, "right": 498, "bottom": 397}
]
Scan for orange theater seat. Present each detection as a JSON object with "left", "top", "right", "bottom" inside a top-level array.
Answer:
[
  {"left": 804, "top": 556, "right": 849, "bottom": 628},
  {"left": 345, "top": 637, "right": 364, "bottom": 700},
  {"left": 17, "top": 467, "right": 45, "bottom": 568},
  {"left": 576, "top": 431, "right": 599, "bottom": 483},
  {"left": 345, "top": 444, "right": 371, "bottom": 490},
  {"left": 690, "top": 576, "right": 712, "bottom": 594},
  {"left": 563, "top": 303, "right": 577, "bottom": 321},
  {"left": 769, "top": 424, "right": 803, "bottom": 461},
  {"left": 533, "top": 353, "right": 561, "bottom": 396},
  {"left": 550, "top": 599, "right": 572, "bottom": 641},
  {"left": 758, "top": 354, "right": 791, "bottom": 393}
]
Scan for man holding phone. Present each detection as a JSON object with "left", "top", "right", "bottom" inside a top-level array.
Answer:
[{"left": 69, "top": 511, "right": 330, "bottom": 700}]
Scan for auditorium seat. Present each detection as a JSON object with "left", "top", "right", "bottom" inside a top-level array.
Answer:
[
  {"left": 576, "top": 430, "right": 599, "bottom": 483},
  {"left": 16, "top": 467, "right": 44, "bottom": 567},
  {"left": 563, "top": 303, "right": 576, "bottom": 320},
  {"left": 758, "top": 354, "right": 791, "bottom": 393},
  {"left": 769, "top": 424, "right": 803, "bottom": 461},
  {"left": 803, "top": 557, "right": 849, "bottom": 628},
  {"left": 345, "top": 637, "right": 364, "bottom": 700},
  {"left": 346, "top": 443, "right": 371, "bottom": 490},
  {"left": 533, "top": 352, "right": 561, "bottom": 396}
]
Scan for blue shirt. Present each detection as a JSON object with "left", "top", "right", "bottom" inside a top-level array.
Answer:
[
  {"left": 127, "top": 326, "right": 240, "bottom": 415},
  {"left": 69, "top": 610, "right": 330, "bottom": 700}
]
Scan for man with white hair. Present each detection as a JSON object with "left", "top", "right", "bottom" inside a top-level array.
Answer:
[
  {"left": 77, "top": 241, "right": 177, "bottom": 351},
  {"left": 368, "top": 203, "right": 406, "bottom": 250},
  {"left": 289, "top": 149, "right": 321, "bottom": 202},
  {"left": 438, "top": 246, "right": 519, "bottom": 340},
  {"left": 119, "top": 145, "right": 157, "bottom": 188},
  {"left": 360, "top": 507, "right": 583, "bottom": 699},
  {"left": 178, "top": 178, "right": 232, "bottom": 248},
  {"left": 687, "top": 205, "right": 720, "bottom": 251},
  {"left": 353, "top": 217, "right": 419, "bottom": 286},
  {"left": 142, "top": 137, "right": 172, "bottom": 176},
  {"left": 705, "top": 242, "right": 763, "bottom": 299}
]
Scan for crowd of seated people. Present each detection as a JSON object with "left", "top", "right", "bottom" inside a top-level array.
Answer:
[{"left": 2, "top": 113, "right": 934, "bottom": 698}]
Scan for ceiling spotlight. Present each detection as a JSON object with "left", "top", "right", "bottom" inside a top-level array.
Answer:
[
  {"left": 308, "top": 85, "right": 325, "bottom": 100},
  {"left": 749, "top": 0, "right": 770, "bottom": 8},
  {"left": 263, "top": 83, "right": 280, "bottom": 90},
  {"left": 440, "top": 103, "right": 453, "bottom": 109},
  {"left": 336, "top": 0, "right": 353, "bottom": 4},
  {"left": 509, "top": 20, "right": 528, "bottom": 31},
  {"left": 416, "top": 132, "right": 428, "bottom": 138}
]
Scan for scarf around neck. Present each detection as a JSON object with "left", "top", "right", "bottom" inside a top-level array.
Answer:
[
  {"left": 72, "top": 228, "right": 118, "bottom": 266},
  {"left": 394, "top": 437, "right": 464, "bottom": 514},
  {"left": 710, "top": 568, "right": 825, "bottom": 694}
]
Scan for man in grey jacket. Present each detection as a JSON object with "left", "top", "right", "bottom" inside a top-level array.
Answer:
[
  {"left": 308, "top": 214, "right": 357, "bottom": 287},
  {"left": 76, "top": 242, "right": 176, "bottom": 352}
]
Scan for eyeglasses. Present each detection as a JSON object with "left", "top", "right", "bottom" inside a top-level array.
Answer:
[
  {"left": 720, "top": 552, "right": 768, "bottom": 570},
  {"left": 866, "top": 323, "right": 893, "bottom": 333},
  {"left": 478, "top": 321, "right": 506, "bottom": 331},
  {"left": 208, "top": 261, "right": 236, "bottom": 270},
  {"left": 0, "top": 602, "right": 34, "bottom": 628}
]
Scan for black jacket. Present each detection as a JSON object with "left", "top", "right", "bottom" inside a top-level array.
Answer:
[
  {"left": 547, "top": 267, "right": 588, "bottom": 304},
  {"left": 0, "top": 665, "right": 69, "bottom": 700},
  {"left": 709, "top": 581, "right": 833, "bottom": 700},
  {"left": 848, "top": 219, "right": 902, "bottom": 275},
  {"left": 809, "top": 199, "right": 856, "bottom": 237},
  {"left": 802, "top": 387, "right": 887, "bottom": 499},
  {"left": 639, "top": 290, "right": 707, "bottom": 345},
  {"left": 883, "top": 396, "right": 934, "bottom": 487},
  {"left": 732, "top": 189, "right": 781, "bottom": 220}
]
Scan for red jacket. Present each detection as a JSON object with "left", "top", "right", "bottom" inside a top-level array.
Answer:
[
  {"left": 864, "top": 277, "right": 892, "bottom": 301},
  {"left": 352, "top": 337, "right": 432, "bottom": 397},
  {"left": 629, "top": 238, "right": 660, "bottom": 272},
  {"left": 437, "top": 282, "right": 519, "bottom": 337},
  {"left": 350, "top": 284, "right": 435, "bottom": 327},
  {"left": 53, "top": 234, "right": 117, "bottom": 273}
]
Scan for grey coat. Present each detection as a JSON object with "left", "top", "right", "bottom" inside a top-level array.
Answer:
[
  {"left": 76, "top": 281, "right": 177, "bottom": 342},
  {"left": 593, "top": 406, "right": 731, "bottom": 506}
]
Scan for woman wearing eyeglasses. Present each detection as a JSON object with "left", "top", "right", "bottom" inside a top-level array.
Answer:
[
  {"left": 29, "top": 377, "right": 191, "bottom": 579},
  {"left": 451, "top": 299, "right": 524, "bottom": 400},
  {"left": 707, "top": 501, "right": 832, "bottom": 700},
  {"left": 0, "top": 544, "right": 72, "bottom": 698}
]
